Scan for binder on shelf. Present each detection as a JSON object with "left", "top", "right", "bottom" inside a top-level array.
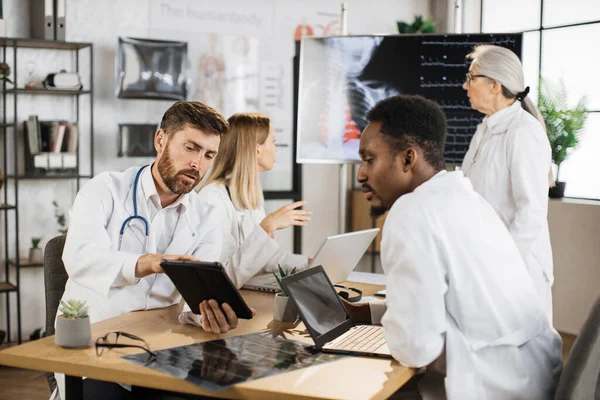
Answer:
[
  {"left": 36, "top": 152, "right": 76, "bottom": 170},
  {"left": 55, "top": 0, "right": 66, "bottom": 41},
  {"left": 30, "top": 0, "right": 55, "bottom": 40}
]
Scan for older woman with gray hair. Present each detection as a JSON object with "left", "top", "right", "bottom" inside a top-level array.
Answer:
[{"left": 461, "top": 45, "right": 554, "bottom": 322}]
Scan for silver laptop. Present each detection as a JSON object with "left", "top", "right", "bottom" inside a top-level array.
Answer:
[
  {"left": 242, "top": 228, "right": 380, "bottom": 293},
  {"left": 281, "top": 265, "right": 391, "bottom": 358}
]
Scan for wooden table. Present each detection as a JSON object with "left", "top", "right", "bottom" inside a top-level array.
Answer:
[{"left": 0, "top": 281, "right": 413, "bottom": 399}]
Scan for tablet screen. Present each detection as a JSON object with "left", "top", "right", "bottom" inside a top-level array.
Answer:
[{"left": 160, "top": 260, "right": 253, "bottom": 319}]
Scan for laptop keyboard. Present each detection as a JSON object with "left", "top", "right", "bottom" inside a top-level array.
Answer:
[{"left": 329, "top": 325, "right": 386, "bottom": 352}]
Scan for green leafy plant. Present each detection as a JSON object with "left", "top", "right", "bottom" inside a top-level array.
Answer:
[
  {"left": 53, "top": 200, "right": 68, "bottom": 234},
  {"left": 272, "top": 265, "right": 297, "bottom": 297},
  {"left": 31, "top": 237, "right": 41, "bottom": 249},
  {"left": 397, "top": 15, "right": 436, "bottom": 34},
  {"left": 59, "top": 299, "right": 89, "bottom": 319},
  {"left": 0, "top": 62, "right": 13, "bottom": 84},
  {"left": 538, "top": 78, "right": 588, "bottom": 182}
]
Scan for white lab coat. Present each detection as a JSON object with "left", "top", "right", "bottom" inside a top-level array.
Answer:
[
  {"left": 60, "top": 166, "right": 222, "bottom": 325},
  {"left": 461, "top": 101, "right": 554, "bottom": 320},
  {"left": 372, "top": 171, "right": 562, "bottom": 399},
  {"left": 55, "top": 166, "right": 222, "bottom": 399},
  {"left": 197, "top": 182, "right": 308, "bottom": 288}
]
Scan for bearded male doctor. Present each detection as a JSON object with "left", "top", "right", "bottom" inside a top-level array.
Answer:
[
  {"left": 55, "top": 101, "right": 250, "bottom": 400},
  {"left": 348, "top": 95, "right": 562, "bottom": 399}
]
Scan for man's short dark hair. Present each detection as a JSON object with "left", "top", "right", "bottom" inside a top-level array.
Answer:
[
  {"left": 160, "top": 101, "right": 229, "bottom": 137},
  {"left": 367, "top": 95, "right": 447, "bottom": 170}
]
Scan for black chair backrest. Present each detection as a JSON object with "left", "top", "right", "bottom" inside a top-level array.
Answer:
[
  {"left": 555, "top": 297, "right": 600, "bottom": 400},
  {"left": 43, "top": 234, "right": 67, "bottom": 397},
  {"left": 44, "top": 234, "right": 68, "bottom": 337}
]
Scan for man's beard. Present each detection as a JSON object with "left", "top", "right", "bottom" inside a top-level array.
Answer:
[
  {"left": 362, "top": 183, "right": 387, "bottom": 217},
  {"left": 157, "top": 144, "right": 200, "bottom": 194},
  {"left": 370, "top": 205, "right": 387, "bottom": 218}
]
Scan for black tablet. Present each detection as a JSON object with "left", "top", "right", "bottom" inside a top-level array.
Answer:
[{"left": 160, "top": 260, "right": 253, "bottom": 320}]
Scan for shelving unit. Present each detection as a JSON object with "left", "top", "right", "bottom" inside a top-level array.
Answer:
[
  {"left": 6, "top": 88, "right": 92, "bottom": 95},
  {"left": 0, "top": 38, "right": 94, "bottom": 343}
]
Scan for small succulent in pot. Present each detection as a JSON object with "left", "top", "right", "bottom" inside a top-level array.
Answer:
[
  {"left": 29, "top": 237, "right": 43, "bottom": 263},
  {"left": 55, "top": 299, "right": 92, "bottom": 348},
  {"left": 59, "top": 299, "right": 89, "bottom": 319},
  {"left": 272, "top": 265, "right": 298, "bottom": 322},
  {"left": 272, "top": 265, "right": 297, "bottom": 297}
]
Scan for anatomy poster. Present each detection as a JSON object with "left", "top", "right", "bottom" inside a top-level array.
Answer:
[{"left": 149, "top": 0, "right": 342, "bottom": 190}]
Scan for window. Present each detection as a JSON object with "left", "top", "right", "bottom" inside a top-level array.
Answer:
[
  {"left": 543, "top": 0, "right": 600, "bottom": 28},
  {"left": 542, "top": 24, "right": 600, "bottom": 109},
  {"left": 482, "top": 0, "right": 600, "bottom": 199},
  {"left": 560, "top": 114, "right": 600, "bottom": 199},
  {"left": 482, "top": 0, "right": 540, "bottom": 32}
]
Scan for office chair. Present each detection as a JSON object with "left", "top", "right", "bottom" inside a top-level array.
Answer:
[
  {"left": 43, "top": 234, "right": 68, "bottom": 396},
  {"left": 554, "top": 296, "right": 600, "bottom": 400}
]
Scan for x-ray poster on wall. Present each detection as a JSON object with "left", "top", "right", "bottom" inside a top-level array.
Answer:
[{"left": 149, "top": 0, "right": 341, "bottom": 191}]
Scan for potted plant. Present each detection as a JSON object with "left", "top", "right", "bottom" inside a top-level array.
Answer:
[
  {"left": 272, "top": 265, "right": 298, "bottom": 323},
  {"left": 55, "top": 299, "right": 91, "bottom": 348},
  {"left": 29, "top": 237, "right": 42, "bottom": 263},
  {"left": 0, "top": 62, "right": 13, "bottom": 85},
  {"left": 397, "top": 15, "right": 436, "bottom": 34},
  {"left": 539, "top": 78, "right": 588, "bottom": 198},
  {"left": 52, "top": 200, "right": 68, "bottom": 234}
]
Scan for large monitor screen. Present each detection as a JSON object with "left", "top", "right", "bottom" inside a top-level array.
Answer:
[{"left": 297, "top": 34, "right": 522, "bottom": 164}]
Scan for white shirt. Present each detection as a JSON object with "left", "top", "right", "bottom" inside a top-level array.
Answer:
[
  {"left": 60, "top": 165, "right": 222, "bottom": 326},
  {"left": 197, "top": 182, "right": 308, "bottom": 288},
  {"left": 461, "top": 101, "right": 554, "bottom": 289},
  {"left": 372, "top": 171, "right": 561, "bottom": 399}
]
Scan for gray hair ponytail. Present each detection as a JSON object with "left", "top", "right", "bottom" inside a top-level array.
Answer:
[
  {"left": 467, "top": 45, "right": 555, "bottom": 185},
  {"left": 467, "top": 45, "right": 546, "bottom": 133}
]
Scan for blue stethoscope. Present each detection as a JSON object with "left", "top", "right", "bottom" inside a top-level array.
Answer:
[{"left": 118, "top": 165, "right": 150, "bottom": 251}]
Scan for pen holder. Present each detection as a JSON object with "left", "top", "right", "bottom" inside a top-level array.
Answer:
[{"left": 273, "top": 293, "right": 298, "bottom": 323}]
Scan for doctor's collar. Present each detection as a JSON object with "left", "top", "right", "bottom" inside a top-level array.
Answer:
[
  {"left": 484, "top": 101, "right": 521, "bottom": 135},
  {"left": 141, "top": 165, "right": 189, "bottom": 212}
]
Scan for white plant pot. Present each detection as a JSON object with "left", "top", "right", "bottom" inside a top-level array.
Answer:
[
  {"left": 29, "top": 247, "right": 43, "bottom": 263},
  {"left": 55, "top": 316, "right": 92, "bottom": 349},
  {"left": 273, "top": 293, "right": 298, "bottom": 323}
]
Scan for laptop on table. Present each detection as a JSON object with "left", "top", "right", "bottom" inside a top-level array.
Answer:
[
  {"left": 281, "top": 265, "right": 391, "bottom": 358},
  {"left": 242, "top": 228, "right": 380, "bottom": 293}
]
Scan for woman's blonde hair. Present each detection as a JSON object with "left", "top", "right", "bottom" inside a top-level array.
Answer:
[{"left": 201, "top": 113, "right": 271, "bottom": 210}]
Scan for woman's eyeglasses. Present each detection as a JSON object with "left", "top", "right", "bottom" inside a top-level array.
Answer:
[
  {"left": 465, "top": 72, "right": 493, "bottom": 85},
  {"left": 95, "top": 331, "right": 156, "bottom": 358}
]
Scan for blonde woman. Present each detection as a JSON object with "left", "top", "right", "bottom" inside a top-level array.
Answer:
[
  {"left": 462, "top": 45, "right": 554, "bottom": 321},
  {"left": 198, "top": 113, "right": 312, "bottom": 288}
]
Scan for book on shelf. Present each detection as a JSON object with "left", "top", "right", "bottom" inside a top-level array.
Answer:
[
  {"left": 23, "top": 116, "right": 78, "bottom": 173},
  {"left": 24, "top": 116, "right": 78, "bottom": 154}
]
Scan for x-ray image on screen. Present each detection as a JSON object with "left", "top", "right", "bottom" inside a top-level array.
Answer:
[
  {"left": 116, "top": 37, "right": 189, "bottom": 101},
  {"left": 298, "top": 36, "right": 401, "bottom": 163},
  {"left": 297, "top": 34, "right": 522, "bottom": 164}
]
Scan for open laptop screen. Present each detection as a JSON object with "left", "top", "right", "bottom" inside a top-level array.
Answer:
[{"left": 284, "top": 268, "right": 349, "bottom": 336}]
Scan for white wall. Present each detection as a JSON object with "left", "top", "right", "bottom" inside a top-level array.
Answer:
[
  {"left": 549, "top": 199, "right": 600, "bottom": 335},
  {"left": 0, "top": 0, "right": 431, "bottom": 341}
]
